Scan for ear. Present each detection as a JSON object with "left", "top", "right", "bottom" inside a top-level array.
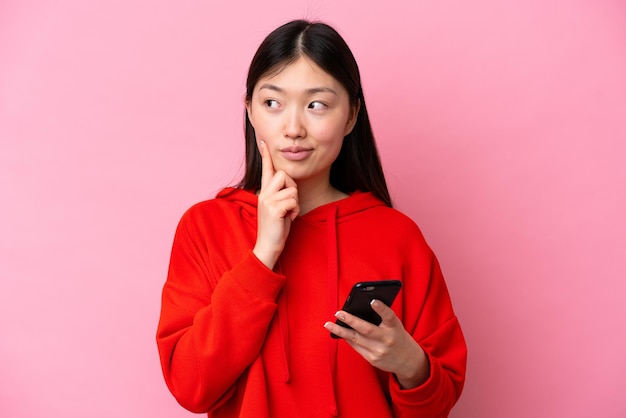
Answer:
[
  {"left": 245, "top": 99, "right": 255, "bottom": 128},
  {"left": 344, "top": 99, "right": 361, "bottom": 136}
]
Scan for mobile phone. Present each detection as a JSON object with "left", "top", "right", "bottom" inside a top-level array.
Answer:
[{"left": 331, "top": 280, "right": 402, "bottom": 338}]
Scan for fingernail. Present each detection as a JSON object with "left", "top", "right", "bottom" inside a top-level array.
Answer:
[
  {"left": 334, "top": 311, "right": 344, "bottom": 320},
  {"left": 370, "top": 299, "right": 378, "bottom": 306}
]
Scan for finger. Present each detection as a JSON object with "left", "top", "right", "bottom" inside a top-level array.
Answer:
[
  {"left": 288, "top": 205, "right": 300, "bottom": 221},
  {"left": 283, "top": 170, "right": 297, "bottom": 189},
  {"left": 269, "top": 196, "right": 299, "bottom": 219},
  {"left": 323, "top": 321, "right": 361, "bottom": 343},
  {"left": 265, "top": 185, "right": 298, "bottom": 203},
  {"left": 333, "top": 310, "right": 378, "bottom": 339},
  {"left": 281, "top": 173, "right": 299, "bottom": 216},
  {"left": 263, "top": 170, "right": 296, "bottom": 194},
  {"left": 267, "top": 171, "right": 299, "bottom": 220},
  {"left": 370, "top": 299, "right": 402, "bottom": 328},
  {"left": 259, "top": 140, "right": 275, "bottom": 190}
]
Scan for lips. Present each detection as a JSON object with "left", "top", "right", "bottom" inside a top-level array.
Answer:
[{"left": 280, "top": 146, "right": 313, "bottom": 161}]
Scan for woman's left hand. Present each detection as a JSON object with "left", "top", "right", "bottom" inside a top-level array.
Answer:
[{"left": 324, "top": 300, "right": 430, "bottom": 389}]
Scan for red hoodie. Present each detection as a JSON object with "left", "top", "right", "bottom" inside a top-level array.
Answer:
[{"left": 157, "top": 188, "right": 466, "bottom": 418}]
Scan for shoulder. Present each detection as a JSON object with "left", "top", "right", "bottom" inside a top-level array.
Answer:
[
  {"left": 179, "top": 199, "right": 224, "bottom": 225},
  {"left": 381, "top": 207, "right": 435, "bottom": 257},
  {"left": 176, "top": 188, "right": 254, "bottom": 232},
  {"left": 368, "top": 205, "right": 426, "bottom": 236},
  {"left": 183, "top": 197, "right": 227, "bottom": 215}
]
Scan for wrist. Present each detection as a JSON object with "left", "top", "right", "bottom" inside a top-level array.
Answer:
[
  {"left": 252, "top": 245, "right": 280, "bottom": 270},
  {"left": 395, "top": 346, "right": 430, "bottom": 389}
]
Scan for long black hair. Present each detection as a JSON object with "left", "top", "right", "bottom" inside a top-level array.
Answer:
[{"left": 238, "top": 19, "right": 392, "bottom": 207}]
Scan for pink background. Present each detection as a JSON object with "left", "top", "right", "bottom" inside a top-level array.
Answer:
[{"left": 1, "top": 1, "right": 625, "bottom": 417}]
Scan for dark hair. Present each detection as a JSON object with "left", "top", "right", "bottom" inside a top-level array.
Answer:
[{"left": 238, "top": 19, "right": 392, "bottom": 207}]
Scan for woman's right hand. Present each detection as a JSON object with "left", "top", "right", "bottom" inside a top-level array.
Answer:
[{"left": 253, "top": 141, "right": 300, "bottom": 270}]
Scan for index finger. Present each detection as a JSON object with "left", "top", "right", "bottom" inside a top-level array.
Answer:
[{"left": 259, "top": 140, "right": 275, "bottom": 190}]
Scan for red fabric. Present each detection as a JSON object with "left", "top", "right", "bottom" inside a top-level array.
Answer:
[{"left": 156, "top": 187, "right": 466, "bottom": 417}]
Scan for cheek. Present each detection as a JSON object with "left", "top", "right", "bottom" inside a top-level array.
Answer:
[
  {"left": 313, "top": 119, "right": 349, "bottom": 146},
  {"left": 314, "top": 129, "right": 345, "bottom": 163},
  {"left": 250, "top": 114, "right": 275, "bottom": 141}
]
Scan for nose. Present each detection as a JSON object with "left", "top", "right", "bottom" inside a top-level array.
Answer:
[{"left": 283, "top": 107, "right": 306, "bottom": 139}]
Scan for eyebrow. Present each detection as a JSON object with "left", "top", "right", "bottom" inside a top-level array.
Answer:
[{"left": 258, "top": 83, "right": 338, "bottom": 96}]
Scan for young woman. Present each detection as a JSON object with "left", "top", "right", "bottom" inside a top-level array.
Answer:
[{"left": 157, "top": 20, "right": 466, "bottom": 418}]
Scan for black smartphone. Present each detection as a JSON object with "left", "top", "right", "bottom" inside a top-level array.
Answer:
[{"left": 331, "top": 280, "right": 402, "bottom": 338}]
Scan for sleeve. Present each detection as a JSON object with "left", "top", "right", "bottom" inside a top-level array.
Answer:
[
  {"left": 155, "top": 209, "right": 286, "bottom": 413},
  {"left": 390, "top": 240, "right": 467, "bottom": 418}
]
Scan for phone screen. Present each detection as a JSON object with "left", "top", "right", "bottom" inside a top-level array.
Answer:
[{"left": 331, "top": 280, "right": 402, "bottom": 338}]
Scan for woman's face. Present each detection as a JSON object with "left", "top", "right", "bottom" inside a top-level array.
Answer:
[{"left": 246, "top": 56, "right": 358, "bottom": 188}]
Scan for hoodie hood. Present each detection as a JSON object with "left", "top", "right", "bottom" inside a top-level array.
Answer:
[
  {"left": 216, "top": 187, "right": 386, "bottom": 221},
  {"left": 215, "top": 187, "right": 386, "bottom": 416}
]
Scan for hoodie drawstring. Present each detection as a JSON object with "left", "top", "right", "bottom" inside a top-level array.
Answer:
[
  {"left": 327, "top": 205, "right": 339, "bottom": 417},
  {"left": 276, "top": 262, "right": 291, "bottom": 383}
]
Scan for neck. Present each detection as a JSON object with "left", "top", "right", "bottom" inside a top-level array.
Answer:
[{"left": 296, "top": 178, "right": 347, "bottom": 215}]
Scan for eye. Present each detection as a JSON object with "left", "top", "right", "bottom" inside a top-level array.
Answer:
[
  {"left": 308, "top": 101, "right": 327, "bottom": 110},
  {"left": 264, "top": 99, "right": 280, "bottom": 109}
]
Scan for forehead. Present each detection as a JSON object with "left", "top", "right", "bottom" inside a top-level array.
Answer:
[{"left": 255, "top": 56, "right": 344, "bottom": 92}]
